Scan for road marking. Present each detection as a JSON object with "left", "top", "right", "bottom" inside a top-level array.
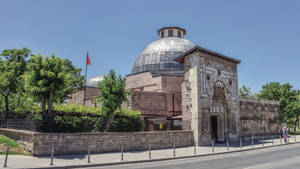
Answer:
[{"left": 243, "top": 163, "right": 272, "bottom": 169}]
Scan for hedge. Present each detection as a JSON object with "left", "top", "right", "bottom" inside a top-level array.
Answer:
[
  {"left": 53, "top": 104, "right": 102, "bottom": 116},
  {"left": 53, "top": 115, "right": 105, "bottom": 132},
  {"left": 110, "top": 109, "right": 144, "bottom": 132},
  {"left": 24, "top": 104, "right": 144, "bottom": 132}
]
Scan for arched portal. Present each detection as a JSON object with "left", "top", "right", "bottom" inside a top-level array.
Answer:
[{"left": 210, "top": 81, "right": 229, "bottom": 142}]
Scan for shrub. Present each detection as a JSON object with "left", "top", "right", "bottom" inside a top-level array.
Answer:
[
  {"left": 11, "top": 104, "right": 144, "bottom": 132},
  {"left": 53, "top": 104, "right": 102, "bottom": 116},
  {"left": 53, "top": 108, "right": 144, "bottom": 132},
  {"left": 109, "top": 108, "right": 144, "bottom": 132},
  {"left": 53, "top": 115, "right": 105, "bottom": 132}
]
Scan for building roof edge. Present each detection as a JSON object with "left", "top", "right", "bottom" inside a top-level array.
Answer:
[{"left": 175, "top": 45, "right": 241, "bottom": 64}]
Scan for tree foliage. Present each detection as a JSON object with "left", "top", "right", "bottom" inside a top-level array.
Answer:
[
  {"left": 0, "top": 48, "right": 30, "bottom": 120},
  {"left": 25, "top": 53, "right": 83, "bottom": 131},
  {"left": 95, "top": 70, "right": 130, "bottom": 131},
  {"left": 0, "top": 48, "right": 144, "bottom": 133},
  {"left": 0, "top": 94, "right": 4, "bottom": 112},
  {"left": 110, "top": 108, "right": 144, "bottom": 132},
  {"left": 53, "top": 104, "right": 102, "bottom": 116},
  {"left": 239, "top": 85, "right": 256, "bottom": 98},
  {"left": 257, "top": 82, "right": 299, "bottom": 125},
  {"left": 284, "top": 102, "right": 300, "bottom": 132}
]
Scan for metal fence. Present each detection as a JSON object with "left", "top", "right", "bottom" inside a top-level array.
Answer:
[{"left": 0, "top": 119, "right": 41, "bottom": 131}]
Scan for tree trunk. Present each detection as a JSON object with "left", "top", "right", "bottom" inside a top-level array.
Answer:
[
  {"left": 105, "top": 114, "right": 114, "bottom": 132},
  {"left": 294, "top": 118, "right": 299, "bottom": 133},
  {"left": 41, "top": 97, "right": 46, "bottom": 131},
  {"left": 41, "top": 97, "right": 46, "bottom": 116},
  {"left": 4, "top": 92, "right": 10, "bottom": 122},
  {"left": 41, "top": 91, "right": 55, "bottom": 132},
  {"left": 48, "top": 90, "right": 54, "bottom": 115},
  {"left": 5, "top": 95, "right": 9, "bottom": 114},
  {"left": 47, "top": 90, "right": 54, "bottom": 132}
]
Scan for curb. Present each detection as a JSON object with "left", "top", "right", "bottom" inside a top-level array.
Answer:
[{"left": 26, "top": 142, "right": 300, "bottom": 169}]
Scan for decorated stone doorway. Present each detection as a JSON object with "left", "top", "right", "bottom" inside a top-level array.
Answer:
[{"left": 210, "top": 81, "right": 229, "bottom": 143}]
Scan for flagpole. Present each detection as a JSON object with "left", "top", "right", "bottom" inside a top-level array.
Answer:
[{"left": 83, "top": 52, "right": 88, "bottom": 105}]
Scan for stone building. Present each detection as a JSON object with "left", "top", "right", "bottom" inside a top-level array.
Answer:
[
  {"left": 67, "top": 75, "right": 104, "bottom": 107},
  {"left": 125, "top": 27, "right": 194, "bottom": 130},
  {"left": 67, "top": 26, "right": 281, "bottom": 144},
  {"left": 175, "top": 46, "right": 241, "bottom": 144}
]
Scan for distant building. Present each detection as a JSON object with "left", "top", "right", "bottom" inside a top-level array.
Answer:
[{"left": 67, "top": 75, "right": 103, "bottom": 107}]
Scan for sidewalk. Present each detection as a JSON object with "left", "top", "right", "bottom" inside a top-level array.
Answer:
[{"left": 1, "top": 135, "right": 299, "bottom": 169}]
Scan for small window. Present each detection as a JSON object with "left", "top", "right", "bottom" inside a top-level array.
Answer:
[
  {"left": 217, "top": 69, "right": 221, "bottom": 76},
  {"left": 177, "top": 31, "right": 182, "bottom": 38},
  {"left": 161, "top": 31, "right": 164, "bottom": 38},
  {"left": 207, "top": 75, "right": 210, "bottom": 81},
  {"left": 173, "top": 120, "right": 181, "bottom": 126},
  {"left": 168, "top": 30, "right": 173, "bottom": 37}
]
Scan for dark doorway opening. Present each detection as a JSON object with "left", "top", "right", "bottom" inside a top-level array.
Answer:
[{"left": 211, "top": 116, "right": 218, "bottom": 141}]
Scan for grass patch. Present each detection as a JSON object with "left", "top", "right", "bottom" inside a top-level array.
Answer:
[
  {"left": 0, "top": 135, "right": 31, "bottom": 155},
  {"left": 0, "top": 135, "right": 19, "bottom": 147},
  {"left": 288, "top": 130, "right": 300, "bottom": 135}
]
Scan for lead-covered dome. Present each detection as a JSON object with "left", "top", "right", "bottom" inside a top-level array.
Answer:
[
  {"left": 131, "top": 27, "right": 195, "bottom": 74},
  {"left": 86, "top": 75, "right": 104, "bottom": 87}
]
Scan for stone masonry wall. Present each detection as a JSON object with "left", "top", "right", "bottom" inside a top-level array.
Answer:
[
  {"left": 66, "top": 87, "right": 99, "bottom": 107},
  {"left": 125, "top": 71, "right": 163, "bottom": 92},
  {"left": 181, "top": 50, "right": 240, "bottom": 145},
  {"left": 240, "top": 98, "right": 281, "bottom": 137},
  {"left": 127, "top": 91, "right": 182, "bottom": 117},
  {"left": 0, "top": 128, "right": 193, "bottom": 156},
  {"left": 161, "top": 76, "right": 184, "bottom": 93},
  {"left": 125, "top": 71, "right": 184, "bottom": 93},
  {"left": 0, "top": 129, "right": 34, "bottom": 152}
]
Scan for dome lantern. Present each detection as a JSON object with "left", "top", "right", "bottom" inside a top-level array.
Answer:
[{"left": 157, "top": 26, "right": 186, "bottom": 38}]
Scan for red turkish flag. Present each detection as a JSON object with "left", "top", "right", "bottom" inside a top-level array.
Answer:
[{"left": 86, "top": 52, "right": 91, "bottom": 65}]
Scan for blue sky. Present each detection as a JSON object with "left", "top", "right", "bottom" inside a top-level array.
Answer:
[{"left": 0, "top": 0, "right": 299, "bottom": 92}]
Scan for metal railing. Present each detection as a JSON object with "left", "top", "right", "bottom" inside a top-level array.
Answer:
[{"left": 0, "top": 119, "right": 41, "bottom": 131}]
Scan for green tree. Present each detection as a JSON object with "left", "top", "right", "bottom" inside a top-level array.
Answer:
[
  {"left": 0, "top": 48, "right": 30, "bottom": 120},
  {"left": 239, "top": 85, "right": 255, "bottom": 98},
  {"left": 0, "top": 94, "right": 4, "bottom": 113},
  {"left": 25, "top": 54, "right": 83, "bottom": 131},
  {"left": 285, "top": 102, "right": 300, "bottom": 132},
  {"left": 95, "top": 70, "right": 130, "bottom": 132},
  {"left": 257, "top": 82, "right": 299, "bottom": 124},
  {"left": 9, "top": 92, "right": 36, "bottom": 114}
]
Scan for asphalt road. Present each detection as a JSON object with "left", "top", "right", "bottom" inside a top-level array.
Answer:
[{"left": 80, "top": 143, "right": 300, "bottom": 169}]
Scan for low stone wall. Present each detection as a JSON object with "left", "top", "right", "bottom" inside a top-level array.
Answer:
[
  {"left": 239, "top": 98, "right": 281, "bottom": 137},
  {"left": 0, "top": 128, "right": 193, "bottom": 156},
  {"left": 0, "top": 128, "right": 34, "bottom": 152}
]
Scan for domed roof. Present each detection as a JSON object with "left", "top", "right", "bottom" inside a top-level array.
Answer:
[
  {"left": 86, "top": 75, "right": 104, "bottom": 87},
  {"left": 131, "top": 27, "right": 195, "bottom": 74}
]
